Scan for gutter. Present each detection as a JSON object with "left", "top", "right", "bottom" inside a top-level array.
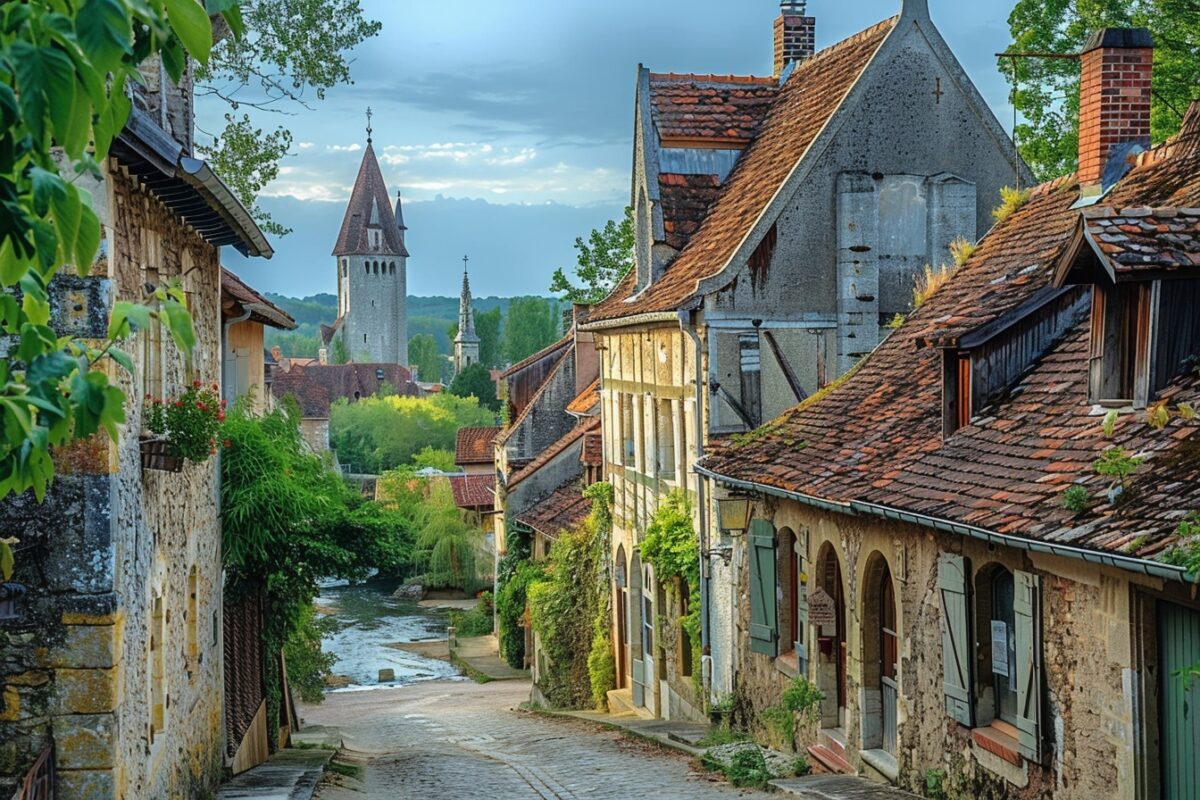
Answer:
[
  {"left": 179, "top": 157, "right": 274, "bottom": 259},
  {"left": 694, "top": 464, "right": 1196, "bottom": 585},
  {"left": 678, "top": 310, "right": 710, "bottom": 689}
]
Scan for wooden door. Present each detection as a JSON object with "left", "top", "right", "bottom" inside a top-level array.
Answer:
[{"left": 1160, "top": 602, "right": 1200, "bottom": 800}]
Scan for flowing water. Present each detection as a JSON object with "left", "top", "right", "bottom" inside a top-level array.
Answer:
[{"left": 315, "top": 578, "right": 462, "bottom": 691}]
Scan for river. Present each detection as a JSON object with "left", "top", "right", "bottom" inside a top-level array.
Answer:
[{"left": 314, "top": 578, "right": 462, "bottom": 691}]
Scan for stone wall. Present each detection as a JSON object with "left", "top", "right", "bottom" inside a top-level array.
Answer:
[
  {"left": 0, "top": 161, "right": 226, "bottom": 799},
  {"left": 727, "top": 496, "right": 1189, "bottom": 799},
  {"left": 339, "top": 253, "right": 407, "bottom": 366}
]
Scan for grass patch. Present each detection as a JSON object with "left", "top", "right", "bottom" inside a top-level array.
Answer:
[
  {"left": 449, "top": 652, "right": 494, "bottom": 684},
  {"left": 992, "top": 186, "right": 1031, "bottom": 224},
  {"left": 697, "top": 727, "right": 749, "bottom": 747},
  {"left": 326, "top": 759, "right": 365, "bottom": 781},
  {"left": 702, "top": 747, "right": 772, "bottom": 789}
]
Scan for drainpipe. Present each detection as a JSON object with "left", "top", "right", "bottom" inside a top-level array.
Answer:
[
  {"left": 222, "top": 304, "right": 275, "bottom": 406},
  {"left": 678, "top": 308, "right": 710, "bottom": 695}
]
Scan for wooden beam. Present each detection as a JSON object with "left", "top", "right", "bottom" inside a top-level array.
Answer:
[{"left": 762, "top": 330, "right": 808, "bottom": 403}]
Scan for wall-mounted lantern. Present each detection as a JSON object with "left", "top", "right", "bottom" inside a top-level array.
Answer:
[{"left": 716, "top": 496, "right": 752, "bottom": 537}]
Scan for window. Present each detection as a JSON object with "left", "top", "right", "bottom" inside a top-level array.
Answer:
[
  {"left": 775, "top": 528, "right": 803, "bottom": 663},
  {"left": 939, "top": 554, "right": 1045, "bottom": 763},
  {"left": 1090, "top": 282, "right": 1151, "bottom": 405},
  {"left": 655, "top": 400, "right": 676, "bottom": 479}
]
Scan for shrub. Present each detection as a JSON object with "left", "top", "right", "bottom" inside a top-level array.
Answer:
[
  {"left": 497, "top": 560, "right": 541, "bottom": 669},
  {"left": 1061, "top": 485, "right": 1090, "bottom": 515},
  {"left": 284, "top": 606, "right": 339, "bottom": 703},
  {"left": 587, "top": 627, "right": 615, "bottom": 710},
  {"left": 449, "top": 593, "right": 494, "bottom": 638},
  {"left": 702, "top": 748, "right": 772, "bottom": 789},
  {"left": 792, "top": 755, "right": 811, "bottom": 777}
]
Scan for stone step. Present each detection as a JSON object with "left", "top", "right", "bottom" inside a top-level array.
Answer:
[
  {"left": 822, "top": 728, "right": 848, "bottom": 757},
  {"left": 807, "top": 744, "right": 856, "bottom": 776},
  {"left": 606, "top": 688, "right": 635, "bottom": 715}
]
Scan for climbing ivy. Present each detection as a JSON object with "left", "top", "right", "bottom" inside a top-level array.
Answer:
[{"left": 639, "top": 490, "right": 702, "bottom": 691}]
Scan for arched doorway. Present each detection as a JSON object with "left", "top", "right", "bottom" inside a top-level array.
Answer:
[
  {"left": 814, "top": 542, "right": 847, "bottom": 730},
  {"left": 615, "top": 545, "right": 629, "bottom": 690},
  {"left": 861, "top": 552, "right": 898, "bottom": 756},
  {"left": 629, "top": 552, "right": 647, "bottom": 708}
]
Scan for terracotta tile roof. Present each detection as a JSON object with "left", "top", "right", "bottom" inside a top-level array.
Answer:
[
  {"left": 660, "top": 173, "right": 723, "bottom": 251},
  {"left": 648, "top": 73, "right": 779, "bottom": 145},
  {"left": 449, "top": 474, "right": 495, "bottom": 510},
  {"left": 589, "top": 17, "right": 897, "bottom": 323},
  {"left": 507, "top": 418, "right": 600, "bottom": 489},
  {"left": 455, "top": 426, "right": 501, "bottom": 465},
  {"left": 270, "top": 363, "right": 420, "bottom": 418},
  {"left": 514, "top": 481, "right": 591, "bottom": 537},
  {"left": 221, "top": 268, "right": 296, "bottom": 330},
  {"left": 703, "top": 104, "right": 1200, "bottom": 561},
  {"left": 582, "top": 431, "right": 603, "bottom": 466},
  {"left": 499, "top": 334, "right": 571, "bottom": 379},
  {"left": 332, "top": 143, "right": 408, "bottom": 257},
  {"left": 566, "top": 379, "right": 600, "bottom": 416},
  {"left": 1080, "top": 206, "right": 1200, "bottom": 275}
]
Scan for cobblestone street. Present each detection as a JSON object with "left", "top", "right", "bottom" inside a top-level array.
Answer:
[{"left": 303, "top": 680, "right": 770, "bottom": 800}]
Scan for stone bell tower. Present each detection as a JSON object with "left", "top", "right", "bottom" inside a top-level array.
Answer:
[{"left": 453, "top": 256, "right": 480, "bottom": 375}]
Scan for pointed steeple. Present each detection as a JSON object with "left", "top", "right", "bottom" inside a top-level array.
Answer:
[
  {"left": 332, "top": 141, "right": 408, "bottom": 257},
  {"left": 455, "top": 256, "right": 480, "bottom": 344},
  {"left": 394, "top": 191, "right": 408, "bottom": 255}
]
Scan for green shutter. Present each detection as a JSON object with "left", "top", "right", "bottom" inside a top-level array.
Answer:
[
  {"left": 938, "top": 553, "right": 974, "bottom": 727},
  {"left": 748, "top": 519, "right": 777, "bottom": 657},
  {"left": 796, "top": 566, "right": 809, "bottom": 675},
  {"left": 1014, "top": 570, "right": 1044, "bottom": 763},
  {"left": 1160, "top": 602, "right": 1200, "bottom": 800}
]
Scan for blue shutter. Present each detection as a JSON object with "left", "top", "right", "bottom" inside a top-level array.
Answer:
[
  {"left": 748, "top": 520, "right": 778, "bottom": 657},
  {"left": 938, "top": 553, "right": 974, "bottom": 727}
]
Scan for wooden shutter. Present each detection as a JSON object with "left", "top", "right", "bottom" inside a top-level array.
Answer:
[
  {"left": 1014, "top": 570, "right": 1044, "bottom": 762},
  {"left": 748, "top": 520, "right": 778, "bottom": 657},
  {"left": 938, "top": 553, "right": 974, "bottom": 727}
]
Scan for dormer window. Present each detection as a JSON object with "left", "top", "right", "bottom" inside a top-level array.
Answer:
[{"left": 1054, "top": 207, "right": 1200, "bottom": 409}]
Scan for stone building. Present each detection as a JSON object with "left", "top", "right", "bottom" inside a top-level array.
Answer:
[
  {"left": 700, "top": 29, "right": 1200, "bottom": 797},
  {"left": 453, "top": 259, "right": 481, "bottom": 376},
  {"left": 582, "top": 0, "right": 1024, "bottom": 721},
  {"left": 0, "top": 67, "right": 272, "bottom": 798},
  {"left": 325, "top": 132, "right": 410, "bottom": 366}
]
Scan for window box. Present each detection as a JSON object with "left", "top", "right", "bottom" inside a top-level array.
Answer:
[{"left": 140, "top": 437, "right": 183, "bottom": 473}]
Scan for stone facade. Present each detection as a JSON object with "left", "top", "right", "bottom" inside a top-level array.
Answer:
[
  {"left": 1, "top": 167, "right": 228, "bottom": 799},
  {"left": 724, "top": 494, "right": 1198, "bottom": 799}
]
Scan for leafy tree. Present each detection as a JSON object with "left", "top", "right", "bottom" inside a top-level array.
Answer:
[
  {"left": 549, "top": 207, "right": 635, "bottom": 304},
  {"left": 475, "top": 307, "right": 503, "bottom": 369},
  {"left": 412, "top": 446, "right": 456, "bottom": 473},
  {"left": 415, "top": 481, "right": 482, "bottom": 591},
  {"left": 409, "top": 333, "right": 443, "bottom": 384},
  {"left": 329, "top": 393, "right": 495, "bottom": 473},
  {"left": 504, "top": 297, "right": 562, "bottom": 364},
  {"left": 449, "top": 363, "right": 500, "bottom": 412},
  {"left": 196, "top": 0, "right": 382, "bottom": 234},
  {"left": 0, "top": 0, "right": 240, "bottom": 503},
  {"left": 222, "top": 400, "right": 414, "bottom": 730},
  {"left": 1004, "top": 0, "right": 1200, "bottom": 180}
]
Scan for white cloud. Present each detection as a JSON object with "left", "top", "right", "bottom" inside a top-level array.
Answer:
[
  {"left": 297, "top": 142, "right": 315, "bottom": 150},
  {"left": 327, "top": 143, "right": 363, "bottom": 153}
]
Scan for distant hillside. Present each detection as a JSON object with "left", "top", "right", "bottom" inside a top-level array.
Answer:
[{"left": 263, "top": 293, "right": 557, "bottom": 359}]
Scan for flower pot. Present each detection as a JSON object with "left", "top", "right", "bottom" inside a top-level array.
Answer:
[{"left": 140, "top": 437, "right": 183, "bottom": 473}]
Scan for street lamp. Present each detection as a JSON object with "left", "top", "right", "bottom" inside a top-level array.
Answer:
[{"left": 715, "top": 496, "right": 752, "bottom": 537}]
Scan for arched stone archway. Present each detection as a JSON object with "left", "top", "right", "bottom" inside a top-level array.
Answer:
[
  {"left": 814, "top": 541, "right": 847, "bottom": 730},
  {"left": 860, "top": 551, "right": 897, "bottom": 755}
]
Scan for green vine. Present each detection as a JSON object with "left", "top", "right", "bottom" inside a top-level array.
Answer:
[{"left": 640, "top": 490, "right": 702, "bottom": 693}]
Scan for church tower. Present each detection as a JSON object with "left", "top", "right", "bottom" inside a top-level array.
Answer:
[
  {"left": 330, "top": 113, "right": 408, "bottom": 365},
  {"left": 453, "top": 256, "right": 480, "bottom": 375}
]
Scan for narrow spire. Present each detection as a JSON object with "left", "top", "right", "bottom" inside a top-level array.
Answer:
[
  {"left": 456, "top": 256, "right": 478, "bottom": 341},
  {"left": 366, "top": 106, "right": 373, "bottom": 144}
]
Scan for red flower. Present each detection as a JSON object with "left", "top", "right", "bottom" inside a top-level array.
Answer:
[
  {"left": 223, "top": 439, "right": 232, "bottom": 449},
  {"left": 220, "top": 399, "right": 227, "bottom": 409},
  {"left": 144, "top": 393, "right": 152, "bottom": 401},
  {"left": 193, "top": 379, "right": 202, "bottom": 389},
  {"left": 212, "top": 383, "right": 219, "bottom": 392},
  {"left": 196, "top": 401, "right": 206, "bottom": 411},
  {"left": 217, "top": 411, "right": 225, "bottom": 422},
  {"left": 175, "top": 400, "right": 184, "bottom": 408}
]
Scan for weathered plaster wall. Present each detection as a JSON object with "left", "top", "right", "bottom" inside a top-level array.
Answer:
[
  {"left": 505, "top": 355, "right": 577, "bottom": 464},
  {"left": 728, "top": 496, "right": 1178, "bottom": 799},
  {"left": 0, "top": 163, "right": 226, "bottom": 799}
]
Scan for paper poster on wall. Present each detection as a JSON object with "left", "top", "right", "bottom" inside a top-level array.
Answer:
[{"left": 991, "top": 620, "right": 1009, "bottom": 678}]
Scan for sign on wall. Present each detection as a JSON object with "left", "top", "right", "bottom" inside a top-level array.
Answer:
[
  {"left": 991, "top": 620, "right": 1009, "bottom": 678},
  {"left": 808, "top": 586, "right": 837, "bottom": 630}
]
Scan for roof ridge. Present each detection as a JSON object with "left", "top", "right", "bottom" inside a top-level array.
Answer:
[
  {"left": 499, "top": 333, "right": 572, "bottom": 378},
  {"left": 649, "top": 72, "right": 777, "bottom": 85}
]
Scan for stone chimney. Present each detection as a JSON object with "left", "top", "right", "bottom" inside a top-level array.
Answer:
[
  {"left": 774, "top": 1, "right": 815, "bottom": 77},
  {"left": 1078, "top": 28, "right": 1153, "bottom": 188},
  {"left": 318, "top": 347, "right": 329, "bottom": 366}
]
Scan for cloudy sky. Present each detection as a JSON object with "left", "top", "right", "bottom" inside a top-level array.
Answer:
[{"left": 208, "top": 0, "right": 1018, "bottom": 299}]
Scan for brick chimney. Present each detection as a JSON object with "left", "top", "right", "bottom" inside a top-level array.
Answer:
[
  {"left": 774, "top": 1, "right": 815, "bottom": 77},
  {"left": 1078, "top": 28, "right": 1153, "bottom": 187}
]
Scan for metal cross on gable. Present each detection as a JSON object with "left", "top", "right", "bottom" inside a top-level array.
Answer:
[
  {"left": 932, "top": 77, "right": 944, "bottom": 105},
  {"left": 463, "top": 255, "right": 469, "bottom": 273}
]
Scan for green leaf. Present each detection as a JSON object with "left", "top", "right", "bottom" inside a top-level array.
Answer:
[
  {"left": 12, "top": 44, "right": 76, "bottom": 147},
  {"left": 159, "top": 298, "right": 196, "bottom": 354},
  {"left": 164, "top": 0, "right": 214, "bottom": 66},
  {"left": 49, "top": 186, "right": 82, "bottom": 266},
  {"left": 0, "top": 539, "right": 14, "bottom": 581},
  {"left": 75, "top": 202, "right": 101, "bottom": 275},
  {"left": 107, "top": 347, "right": 135, "bottom": 374},
  {"left": 29, "top": 168, "right": 67, "bottom": 217},
  {"left": 76, "top": 0, "right": 133, "bottom": 73},
  {"left": 108, "top": 301, "right": 152, "bottom": 339}
]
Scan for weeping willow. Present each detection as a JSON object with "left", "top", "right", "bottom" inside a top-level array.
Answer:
[{"left": 416, "top": 482, "right": 482, "bottom": 590}]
